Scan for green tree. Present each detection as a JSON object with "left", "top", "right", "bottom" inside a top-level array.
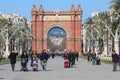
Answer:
[{"left": 109, "top": 0, "right": 120, "bottom": 53}]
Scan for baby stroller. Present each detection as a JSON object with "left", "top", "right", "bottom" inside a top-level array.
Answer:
[
  {"left": 96, "top": 56, "right": 101, "bottom": 65},
  {"left": 21, "top": 58, "right": 28, "bottom": 71}
]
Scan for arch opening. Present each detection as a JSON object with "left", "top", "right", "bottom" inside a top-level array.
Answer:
[{"left": 47, "top": 27, "right": 66, "bottom": 54}]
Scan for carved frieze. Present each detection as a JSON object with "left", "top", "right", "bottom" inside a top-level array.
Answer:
[{"left": 43, "top": 16, "right": 71, "bottom": 21}]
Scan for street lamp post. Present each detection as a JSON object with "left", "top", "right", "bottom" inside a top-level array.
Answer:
[
  {"left": 0, "top": 42, "right": 3, "bottom": 55},
  {"left": 4, "top": 24, "right": 10, "bottom": 58}
]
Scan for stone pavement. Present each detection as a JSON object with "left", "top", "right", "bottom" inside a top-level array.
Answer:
[{"left": 0, "top": 57, "right": 120, "bottom": 80}]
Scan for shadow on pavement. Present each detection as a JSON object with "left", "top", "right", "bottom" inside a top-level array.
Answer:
[
  {"left": 14, "top": 69, "right": 53, "bottom": 72},
  {"left": 45, "top": 69, "right": 53, "bottom": 71},
  {"left": 115, "top": 70, "right": 120, "bottom": 72},
  {"left": 0, "top": 69, "right": 5, "bottom": 71},
  {"left": 0, "top": 78, "right": 4, "bottom": 79}
]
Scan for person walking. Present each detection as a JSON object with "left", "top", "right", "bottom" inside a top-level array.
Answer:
[
  {"left": 118, "top": 52, "right": 120, "bottom": 68},
  {"left": 112, "top": 50, "right": 118, "bottom": 71},
  {"left": 31, "top": 53, "right": 38, "bottom": 71},
  {"left": 0, "top": 54, "right": 2, "bottom": 62},
  {"left": 91, "top": 52, "right": 96, "bottom": 65},
  {"left": 75, "top": 50, "right": 79, "bottom": 61},
  {"left": 68, "top": 49, "right": 74, "bottom": 67},
  {"left": 51, "top": 52, "right": 55, "bottom": 59},
  {"left": 87, "top": 51, "right": 91, "bottom": 62},
  {"left": 8, "top": 50, "right": 18, "bottom": 71},
  {"left": 40, "top": 49, "right": 48, "bottom": 71}
]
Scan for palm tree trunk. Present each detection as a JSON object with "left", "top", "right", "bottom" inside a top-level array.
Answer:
[
  {"left": 19, "top": 39, "right": 23, "bottom": 55},
  {"left": 114, "top": 36, "right": 119, "bottom": 54},
  {"left": 103, "top": 35, "right": 108, "bottom": 56},
  {"left": 4, "top": 29, "right": 10, "bottom": 58}
]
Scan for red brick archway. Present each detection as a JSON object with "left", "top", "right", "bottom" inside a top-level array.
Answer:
[{"left": 31, "top": 4, "right": 83, "bottom": 54}]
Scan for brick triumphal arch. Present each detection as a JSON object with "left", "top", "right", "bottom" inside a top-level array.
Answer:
[{"left": 31, "top": 4, "right": 82, "bottom": 54}]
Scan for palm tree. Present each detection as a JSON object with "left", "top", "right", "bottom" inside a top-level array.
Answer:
[
  {"left": 0, "top": 15, "right": 32, "bottom": 57},
  {"left": 83, "top": 0, "right": 120, "bottom": 55},
  {"left": 91, "top": 16, "right": 106, "bottom": 55},
  {"left": 84, "top": 16, "right": 105, "bottom": 54},
  {"left": 109, "top": 0, "right": 120, "bottom": 14},
  {"left": 95, "top": 12, "right": 111, "bottom": 56},
  {"left": 0, "top": 17, "right": 8, "bottom": 56},
  {"left": 12, "top": 22, "right": 32, "bottom": 54},
  {"left": 97, "top": 11, "right": 120, "bottom": 54},
  {"left": 84, "top": 17, "right": 96, "bottom": 52},
  {"left": 0, "top": 17, "right": 8, "bottom": 36},
  {"left": 110, "top": 0, "right": 120, "bottom": 53}
]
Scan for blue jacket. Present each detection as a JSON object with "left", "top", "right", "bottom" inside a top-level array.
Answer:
[
  {"left": 118, "top": 54, "right": 120, "bottom": 63},
  {"left": 40, "top": 52, "right": 48, "bottom": 61}
]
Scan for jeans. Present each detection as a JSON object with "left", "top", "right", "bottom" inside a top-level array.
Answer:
[
  {"left": 118, "top": 62, "right": 120, "bottom": 67},
  {"left": 41, "top": 61, "right": 47, "bottom": 70},
  {"left": 92, "top": 59, "right": 95, "bottom": 65},
  {"left": 113, "top": 62, "right": 117, "bottom": 71}
]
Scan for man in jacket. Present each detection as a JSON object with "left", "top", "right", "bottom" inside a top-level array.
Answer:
[
  {"left": 40, "top": 50, "right": 48, "bottom": 70},
  {"left": 68, "top": 49, "right": 74, "bottom": 67},
  {"left": 112, "top": 50, "right": 118, "bottom": 71}
]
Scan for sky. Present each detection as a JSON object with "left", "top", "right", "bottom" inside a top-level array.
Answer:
[
  {"left": 0, "top": 0, "right": 111, "bottom": 23},
  {"left": 48, "top": 27, "right": 66, "bottom": 37}
]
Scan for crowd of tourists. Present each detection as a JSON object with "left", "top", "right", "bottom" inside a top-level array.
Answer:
[
  {"left": 63, "top": 49, "right": 79, "bottom": 68},
  {"left": 86, "top": 51, "right": 101, "bottom": 65},
  {"left": 7, "top": 49, "right": 79, "bottom": 71},
  {"left": 8, "top": 49, "right": 49, "bottom": 71},
  {"left": 86, "top": 50, "right": 120, "bottom": 71},
  {"left": 7, "top": 48, "right": 120, "bottom": 72}
]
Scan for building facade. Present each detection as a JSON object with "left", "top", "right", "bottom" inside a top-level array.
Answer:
[{"left": 31, "top": 4, "right": 83, "bottom": 54}]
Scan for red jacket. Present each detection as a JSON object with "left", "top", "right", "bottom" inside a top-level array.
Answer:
[{"left": 112, "top": 53, "right": 118, "bottom": 63}]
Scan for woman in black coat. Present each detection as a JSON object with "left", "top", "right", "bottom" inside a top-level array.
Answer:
[{"left": 8, "top": 50, "right": 18, "bottom": 71}]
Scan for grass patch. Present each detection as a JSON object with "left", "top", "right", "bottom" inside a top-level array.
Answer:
[
  {"left": 80, "top": 56, "right": 112, "bottom": 64},
  {"left": 101, "top": 59, "right": 112, "bottom": 64},
  {"left": 0, "top": 59, "right": 10, "bottom": 65},
  {"left": 0, "top": 58, "right": 21, "bottom": 65},
  {"left": 80, "top": 56, "right": 87, "bottom": 59}
]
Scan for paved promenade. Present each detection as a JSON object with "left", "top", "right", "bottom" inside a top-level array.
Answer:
[{"left": 0, "top": 57, "right": 120, "bottom": 80}]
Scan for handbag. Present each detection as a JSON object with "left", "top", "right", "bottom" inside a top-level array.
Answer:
[{"left": 30, "top": 61, "right": 33, "bottom": 67}]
